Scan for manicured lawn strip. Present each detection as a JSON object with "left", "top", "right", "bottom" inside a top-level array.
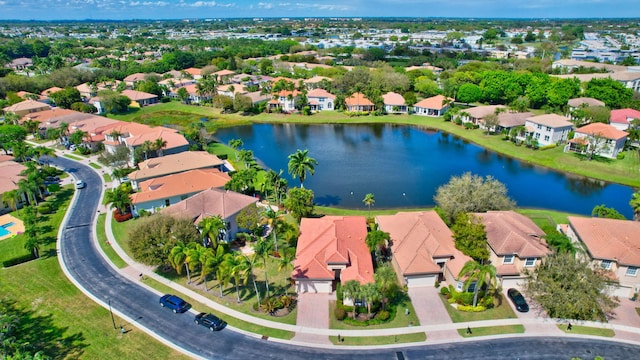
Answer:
[
  {"left": 329, "top": 332, "right": 426, "bottom": 345},
  {"left": 458, "top": 324, "right": 525, "bottom": 337},
  {"left": 439, "top": 294, "right": 517, "bottom": 323},
  {"left": 516, "top": 208, "right": 579, "bottom": 233},
  {"left": 556, "top": 324, "right": 615, "bottom": 337},
  {"left": 317, "top": 206, "right": 431, "bottom": 217},
  {"left": 111, "top": 216, "right": 137, "bottom": 255},
  {"left": 63, "top": 153, "right": 83, "bottom": 161},
  {"left": 0, "top": 257, "right": 191, "bottom": 360},
  {"left": 103, "top": 173, "right": 113, "bottom": 183},
  {"left": 329, "top": 300, "right": 420, "bottom": 330},
  {"left": 139, "top": 276, "right": 295, "bottom": 339},
  {"left": 89, "top": 162, "right": 102, "bottom": 169},
  {"left": 96, "top": 214, "right": 127, "bottom": 268}
]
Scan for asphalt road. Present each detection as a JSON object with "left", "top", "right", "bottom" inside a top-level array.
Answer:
[{"left": 52, "top": 156, "right": 640, "bottom": 360}]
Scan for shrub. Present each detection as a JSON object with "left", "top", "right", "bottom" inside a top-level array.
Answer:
[
  {"left": 114, "top": 209, "right": 133, "bottom": 222},
  {"left": 457, "top": 304, "right": 486, "bottom": 312},
  {"left": 617, "top": 153, "right": 625, "bottom": 160},
  {"left": 376, "top": 310, "right": 390, "bottom": 321},
  {"left": 334, "top": 306, "right": 346, "bottom": 321},
  {"left": 2, "top": 254, "right": 35, "bottom": 268},
  {"left": 440, "top": 286, "right": 450, "bottom": 297},
  {"left": 463, "top": 122, "right": 479, "bottom": 130},
  {"left": 457, "top": 292, "right": 475, "bottom": 306},
  {"left": 539, "top": 144, "right": 557, "bottom": 151},
  {"left": 38, "top": 203, "right": 52, "bottom": 214}
]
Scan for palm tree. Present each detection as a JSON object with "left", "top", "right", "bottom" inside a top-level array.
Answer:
[
  {"left": 186, "top": 244, "right": 206, "bottom": 284},
  {"left": 253, "top": 238, "right": 273, "bottom": 297},
  {"left": 105, "top": 186, "right": 132, "bottom": 214},
  {"left": 141, "top": 140, "right": 154, "bottom": 160},
  {"left": 2, "top": 190, "right": 20, "bottom": 211},
  {"left": 342, "top": 280, "right": 361, "bottom": 319},
  {"left": 630, "top": 191, "right": 640, "bottom": 221},
  {"left": 261, "top": 207, "right": 283, "bottom": 252},
  {"left": 169, "top": 242, "right": 193, "bottom": 284},
  {"left": 277, "top": 246, "right": 296, "bottom": 293},
  {"left": 287, "top": 149, "right": 318, "bottom": 188},
  {"left": 201, "top": 245, "right": 227, "bottom": 292},
  {"left": 264, "top": 169, "right": 283, "bottom": 202},
  {"left": 33, "top": 146, "right": 56, "bottom": 167},
  {"left": 222, "top": 253, "right": 247, "bottom": 303},
  {"left": 198, "top": 215, "right": 226, "bottom": 250},
  {"left": 153, "top": 137, "right": 167, "bottom": 157},
  {"left": 17, "top": 179, "right": 38, "bottom": 206},
  {"left": 360, "top": 283, "right": 381, "bottom": 319},
  {"left": 458, "top": 260, "right": 498, "bottom": 308},
  {"left": 366, "top": 230, "right": 391, "bottom": 264},
  {"left": 242, "top": 254, "right": 262, "bottom": 306},
  {"left": 374, "top": 264, "right": 396, "bottom": 310},
  {"left": 229, "top": 139, "right": 243, "bottom": 160},
  {"left": 362, "top": 193, "right": 375, "bottom": 216}
]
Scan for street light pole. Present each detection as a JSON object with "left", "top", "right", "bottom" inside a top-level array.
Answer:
[{"left": 108, "top": 299, "right": 117, "bottom": 330}]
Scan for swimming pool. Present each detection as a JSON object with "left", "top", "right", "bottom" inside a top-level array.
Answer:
[{"left": 0, "top": 222, "right": 15, "bottom": 236}]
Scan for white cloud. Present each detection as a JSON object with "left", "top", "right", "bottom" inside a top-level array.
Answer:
[{"left": 257, "top": 2, "right": 274, "bottom": 9}]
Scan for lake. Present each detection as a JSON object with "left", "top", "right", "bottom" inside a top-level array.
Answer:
[{"left": 214, "top": 123, "right": 636, "bottom": 218}]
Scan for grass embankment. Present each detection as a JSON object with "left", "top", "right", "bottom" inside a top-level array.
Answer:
[
  {"left": 328, "top": 300, "right": 420, "bottom": 330},
  {"left": 458, "top": 324, "right": 525, "bottom": 337},
  {"left": 96, "top": 214, "right": 127, "bottom": 268},
  {"left": 440, "top": 294, "right": 517, "bottom": 323},
  {"left": 556, "top": 324, "right": 615, "bottom": 337},
  {"left": 89, "top": 162, "right": 102, "bottom": 169},
  {"left": 111, "top": 102, "right": 640, "bottom": 188},
  {"left": 0, "top": 187, "right": 188, "bottom": 360},
  {"left": 329, "top": 332, "right": 426, "bottom": 345},
  {"left": 63, "top": 153, "right": 83, "bottom": 161}
]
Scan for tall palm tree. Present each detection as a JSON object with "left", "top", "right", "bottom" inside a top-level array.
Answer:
[
  {"left": 261, "top": 207, "right": 283, "bottom": 252},
  {"left": 630, "top": 191, "right": 640, "bottom": 222},
  {"left": 33, "top": 146, "right": 56, "bottom": 167},
  {"left": 374, "top": 264, "right": 396, "bottom": 310},
  {"left": 362, "top": 193, "right": 375, "bottom": 216},
  {"left": 17, "top": 179, "right": 38, "bottom": 206},
  {"left": 222, "top": 253, "right": 247, "bottom": 303},
  {"left": 342, "top": 280, "right": 362, "bottom": 319},
  {"left": 277, "top": 246, "right": 296, "bottom": 293},
  {"left": 360, "top": 283, "right": 381, "bottom": 318},
  {"left": 264, "top": 169, "right": 282, "bottom": 202},
  {"left": 186, "top": 244, "right": 205, "bottom": 284},
  {"left": 287, "top": 149, "right": 318, "bottom": 188},
  {"left": 105, "top": 186, "right": 132, "bottom": 214},
  {"left": 201, "top": 245, "right": 227, "bottom": 292},
  {"left": 169, "top": 242, "right": 193, "bottom": 284},
  {"left": 242, "top": 254, "right": 262, "bottom": 306},
  {"left": 141, "top": 140, "right": 153, "bottom": 160},
  {"left": 458, "top": 260, "right": 498, "bottom": 308},
  {"left": 198, "top": 215, "right": 226, "bottom": 250},
  {"left": 253, "top": 238, "right": 273, "bottom": 296},
  {"left": 366, "top": 230, "right": 390, "bottom": 264},
  {"left": 2, "top": 190, "right": 20, "bottom": 211},
  {"left": 153, "top": 137, "right": 167, "bottom": 157},
  {"left": 229, "top": 139, "right": 243, "bottom": 160}
]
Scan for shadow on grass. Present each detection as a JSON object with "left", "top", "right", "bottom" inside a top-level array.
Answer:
[{"left": 1, "top": 298, "right": 87, "bottom": 359}]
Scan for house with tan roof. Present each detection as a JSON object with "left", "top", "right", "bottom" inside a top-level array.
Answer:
[
  {"left": 382, "top": 92, "right": 408, "bottom": 114},
  {"left": 345, "top": 92, "right": 374, "bottom": 112},
  {"left": 520, "top": 114, "right": 573, "bottom": 146},
  {"left": 412, "top": 95, "right": 453, "bottom": 117},
  {"left": 75, "top": 83, "right": 96, "bottom": 99},
  {"left": 567, "top": 122, "right": 628, "bottom": 159},
  {"left": 120, "top": 90, "right": 158, "bottom": 107},
  {"left": 293, "top": 216, "right": 374, "bottom": 294},
  {"left": 376, "top": 211, "right": 472, "bottom": 289},
  {"left": 183, "top": 67, "right": 202, "bottom": 79},
  {"left": 128, "top": 151, "right": 225, "bottom": 190},
  {"left": 213, "top": 69, "right": 236, "bottom": 84},
  {"left": 307, "top": 88, "right": 335, "bottom": 111},
  {"left": 161, "top": 188, "right": 259, "bottom": 242},
  {"left": 0, "top": 160, "right": 27, "bottom": 214},
  {"left": 610, "top": 108, "right": 640, "bottom": 131},
  {"left": 303, "top": 75, "right": 332, "bottom": 90},
  {"left": 130, "top": 169, "right": 231, "bottom": 216},
  {"left": 5, "top": 57, "right": 32, "bottom": 71},
  {"left": 217, "top": 84, "right": 248, "bottom": 99},
  {"left": 3, "top": 100, "right": 50, "bottom": 118},
  {"left": 459, "top": 105, "right": 506, "bottom": 126},
  {"left": 567, "top": 97, "right": 606, "bottom": 110},
  {"left": 274, "top": 90, "right": 301, "bottom": 112},
  {"left": 98, "top": 121, "right": 189, "bottom": 162},
  {"left": 40, "top": 87, "right": 63, "bottom": 97},
  {"left": 474, "top": 211, "right": 550, "bottom": 288},
  {"left": 562, "top": 216, "right": 640, "bottom": 297},
  {"left": 123, "top": 73, "right": 149, "bottom": 87}
]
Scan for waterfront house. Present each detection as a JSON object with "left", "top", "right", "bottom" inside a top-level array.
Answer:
[
  {"left": 520, "top": 114, "right": 573, "bottom": 146},
  {"left": 567, "top": 122, "right": 628, "bottom": 159},
  {"left": 413, "top": 95, "right": 452, "bottom": 117}
]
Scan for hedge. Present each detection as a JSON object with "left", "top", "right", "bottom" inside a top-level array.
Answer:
[{"left": 3, "top": 254, "right": 36, "bottom": 268}]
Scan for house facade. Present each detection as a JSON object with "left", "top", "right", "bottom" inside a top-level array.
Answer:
[
  {"left": 344, "top": 92, "right": 374, "bottom": 112},
  {"left": 460, "top": 105, "right": 506, "bottom": 126},
  {"left": 120, "top": 90, "right": 158, "bottom": 107},
  {"left": 610, "top": 108, "right": 640, "bottom": 131},
  {"left": 376, "top": 211, "right": 471, "bottom": 289},
  {"left": 520, "top": 114, "right": 573, "bottom": 146},
  {"left": 413, "top": 95, "right": 452, "bottom": 117},
  {"left": 567, "top": 122, "right": 627, "bottom": 159},
  {"left": 292, "top": 216, "right": 374, "bottom": 294},
  {"left": 474, "top": 211, "right": 550, "bottom": 288},
  {"left": 307, "top": 88, "right": 335, "bottom": 111},
  {"left": 3, "top": 100, "right": 50, "bottom": 117},
  {"left": 382, "top": 92, "right": 408, "bottom": 114},
  {"left": 562, "top": 216, "right": 640, "bottom": 298}
]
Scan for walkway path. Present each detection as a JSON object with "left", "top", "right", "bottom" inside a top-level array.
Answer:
[{"left": 33, "top": 140, "right": 640, "bottom": 351}]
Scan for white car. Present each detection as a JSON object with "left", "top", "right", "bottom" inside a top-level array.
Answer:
[{"left": 75, "top": 180, "right": 86, "bottom": 189}]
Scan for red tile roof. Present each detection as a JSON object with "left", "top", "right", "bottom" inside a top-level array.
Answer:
[
  {"left": 161, "top": 188, "right": 258, "bottom": 225},
  {"left": 293, "top": 216, "right": 374, "bottom": 284},
  {"left": 307, "top": 88, "right": 335, "bottom": 100},
  {"left": 382, "top": 92, "right": 406, "bottom": 106},
  {"left": 413, "top": 95, "right": 452, "bottom": 110},
  {"left": 345, "top": 92, "right": 373, "bottom": 107},
  {"left": 610, "top": 108, "right": 640, "bottom": 124},
  {"left": 576, "top": 122, "right": 628, "bottom": 140},
  {"left": 130, "top": 169, "right": 230, "bottom": 205},
  {"left": 0, "top": 161, "right": 27, "bottom": 194},
  {"left": 569, "top": 216, "right": 640, "bottom": 267},
  {"left": 474, "top": 211, "right": 549, "bottom": 259}
]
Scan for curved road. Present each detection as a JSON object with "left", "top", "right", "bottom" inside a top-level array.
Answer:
[{"left": 54, "top": 156, "right": 640, "bottom": 359}]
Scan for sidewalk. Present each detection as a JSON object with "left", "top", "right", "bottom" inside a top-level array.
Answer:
[{"left": 41, "top": 141, "right": 640, "bottom": 348}]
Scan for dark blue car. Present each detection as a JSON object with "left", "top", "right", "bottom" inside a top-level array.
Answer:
[{"left": 159, "top": 294, "right": 190, "bottom": 313}]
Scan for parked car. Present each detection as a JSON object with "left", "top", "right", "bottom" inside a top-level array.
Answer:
[
  {"left": 159, "top": 294, "right": 189, "bottom": 313},
  {"left": 75, "top": 180, "right": 86, "bottom": 189},
  {"left": 194, "top": 312, "right": 226, "bottom": 331},
  {"left": 507, "top": 288, "right": 529, "bottom": 312}
]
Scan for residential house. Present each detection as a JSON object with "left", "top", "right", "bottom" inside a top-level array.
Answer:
[
  {"left": 20, "top": 108, "right": 96, "bottom": 138},
  {"left": 567, "top": 122, "right": 628, "bottom": 159},
  {"left": 130, "top": 169, "right": 231, "bottom": 216},
  {"left": 562, "top": 216, "right": 640, "bottom": 298},
  {"left": 76, "top": 83, "right": 97, "bottom": 100},
  {"left": 610, "top": 108, "right": 640, "bottom": 131},
  {"left": 217, "top": 84, "right": 247, "bottom": 99},
  {"left": 495, "top": 112, "right": 532, "bottom": 133},
  {"left": 303, "top": 75, "right": 332, "bottom": 90},
  {"left": 344, "top": 92, "right": 374, "bottom": 112},
  {"left": 474, "top": 211, "right": 550, "bottom": 288},
  {"left": 3, "top": 100, "right": 50, "bottom": 117},
  {"left": 183, "top": 67, "right": 202, "bottom": 80},
  {"left": 5, "top": 57, "right": 32, "bottom": 71},
  {"left": 244, "top": 91, "right": 271, "bottom": 107},
  {"left": 40, "top": 87, "right": 63, "bottom": 97},
  {"left": 128, "top": 151, "right": 225, "bottom": 191},
  {"left": 99, "top": 122, "right": 189, "bottom": 162},
  {"left": 376, "top": 211, "right": 472, "bottom": 289},
  {"left": 213, "top": 69, "right": 236, "bottom": 84},
  {"left": 274, "top": 90, "right": 301, "bottom": 112},
  {"left": 412, "top": 95, "right": 453, "bottom": 117},
  {"left": 382, "top": 92, "right": 408, "bottom": 114},
  {"left": 123, "top": 73, "right": 149, "bottom": 88},
  {"left": 0, "top": 158, "right": 27, "bottom": 214},
  {"left": 292, "top": 216, "right": 374, "bottom": 294},
  {"left": 120, "top": 90, "right": 158, "bottom": 107},
  {"left": 307, "top": 88, "right": 335, "bottom": 111},
  {"left": 161, "top": 187, "right": 259, "bottom": 242},
  {"left": 567, "top": 97, "right": 606, "bottom": 111},
  {"left": 520, "top": 114, "right": 573, "bottom": 146},
  {"left": 459, "top": 105, "right": 506, "bottom": 126}
]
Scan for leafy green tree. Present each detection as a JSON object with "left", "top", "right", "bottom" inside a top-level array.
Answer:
[
  {"left": 366, "top": 230, "right": 390, "bottom": 264},
  {"left": 544, "top": 231, "right": 575, "bottom": 254},
  {"left": 287, "top": 149, "right": 318, "bottom": 188},
  {"left": 284, "top": 187, "right": 315, "bottom": 222},
  {"left": 224, "top": 168, "right": 257, "bottom": 195},
  {"left": 451, "top": 213, "right": 489, "bottom": 263},
  {"left": 525, "top": 252, "right": 618, "bottom": 321},
  {"left": 128, "top": 215, "right": 199, "bottom": 266},
  {"left": 434, "top": 172, "right": 516, "bottom": 224},
  {"left": 104, "top": 185, "right": 132, "bottom": 214},
  {"left": 456, "top": 83, "right": 482, "bottom": 104},
  {"left": 0, "top": 125, "right": 27, "bottom": 155},
  {"left": 177, "top": 87, "right": 189, "bottom": 104},
  {"left": 49, "top": 87, "right": 82, "bottom": 108},
  {"left": 582, "top": 106, "right": 611, "bottom": 124},
  {"left": 591, "top": 204, "right": 626, "bottom": 220},
  {"left": 584, "top": 78, "right": 634, "bottom": 109},
  {"left": 236, "top": 203, "right": 262, "bottom": 235},
  {"left": 97, "top": 90, "right": 130, "bottom": 114},
  {"left": 458, "top": 260, "right": 498, "bottom": 307}
]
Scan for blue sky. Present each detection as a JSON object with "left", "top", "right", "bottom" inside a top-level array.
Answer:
[{"left": 0, "top": 0, "right": 638, "bottom": 20}]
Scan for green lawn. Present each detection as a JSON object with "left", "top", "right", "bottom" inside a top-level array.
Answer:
[
  {"left": 96, "top": 214, "right": 127, "bottom": 269},
  {"left": 329, "top": 300, "right": 420, "bottom": 330},
  {"left": 440, "top": 294, "right": 517, "bottom": 323},
  {"left": 103, "top": 173, "right": 113, "bottom": 183},
  {"left": 89, "top": 162, "right": 102, "bottom": 169},
  {"left": 556, "top": 324, "right": 615, "bottom": 337},
  {"left": 516, "top": 208, "right": 581, "bottom": 233},
  {"left": 63, "top": 153, "right": 83, "bottom": 161},
  {"left": 316, "top": 206, "right": 432, "bottom": 217},
  {"left": 329, "top": 332, "right": 426, "bottom": 345},
  {"left": 458, "top": 324, "right": 525, "bottom": 337}
]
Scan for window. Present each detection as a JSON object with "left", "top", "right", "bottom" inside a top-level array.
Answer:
[
  {"left": 535, "top": 133, "right": 541, "bottom": 139},
  {"left": 525, "top": 258, "right": 536, "bottom": 267},
  {"left": 165, "top": 199, "right": 170, "bottom": 207},
  {"left": 601, "top": 260, "right": 612, "bottom": 270},
  {"left": 626, "top": 267, "right": 638, "bottom": 277},
  {"left": 503, "top": 255, "right": 514, "bottom": 264},
  {"left": 544, "top": 135, "right": 550, "bottom": 142},
  {"left": 546, "top": 126, "right": 552, "bottom": 131}
]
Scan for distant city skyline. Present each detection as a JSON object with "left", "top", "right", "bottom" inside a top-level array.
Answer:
[{"left": 0, "top": 0, "right": 639, "bottom": 21}]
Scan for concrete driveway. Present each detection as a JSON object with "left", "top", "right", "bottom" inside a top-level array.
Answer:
[
  {"left": 292, "top": 292, "right": 332, "bottom": 344},
  {"left": 408, "top": 286, "right": 460, "bottom": 341}
]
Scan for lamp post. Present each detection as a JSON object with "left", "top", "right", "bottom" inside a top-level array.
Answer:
[{"left": 108, "top": 299, "right": 117, "bottom": 330}]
